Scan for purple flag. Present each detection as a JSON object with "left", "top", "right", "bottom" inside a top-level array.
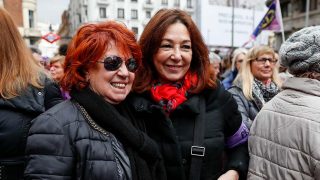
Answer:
[{"left": 251, "top": 0, "right": 283, "bottom": 39}]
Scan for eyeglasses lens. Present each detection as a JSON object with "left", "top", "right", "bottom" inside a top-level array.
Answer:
[{"left": 257, "top": 58, "right": 277, "bottom": 64}]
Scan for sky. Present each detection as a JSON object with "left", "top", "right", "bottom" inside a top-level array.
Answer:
[{"left": 37, "top": 0, "right": 70, "bottom": 25}]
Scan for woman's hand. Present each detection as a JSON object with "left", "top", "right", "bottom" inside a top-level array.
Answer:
[{"left": 217, "top": 170, "right": 239, "bottom": 180}]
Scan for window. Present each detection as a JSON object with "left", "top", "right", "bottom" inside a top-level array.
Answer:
[
  {"left": 118, "top": 8, "right": 125, "bottom": 18},
  {"left": 310, "top": 0, "right": 317, "bottom": 10},
  {"left": 132, "top": 27, "right": 138, "bottom": 35},
  {"left": 161, "top": 0, "right": 168, "bottom": 5},
  {"left": 131, "top": 9, "right": 138, "bottom": 19},
  {"left": 187, "top": 0, "right": 192, "bottom": 8},
  {"left": 84, "top": 5, "right": 88, "bottom": 16},
  {"left": 99, "top": 7, "right": 107, "bottom": 18},
  {"left": 146, "top": 0, "right": 151, "bottom": 4},
  {"left": 78, "top": 13, "right": 82, "bottom": 23},
  {"left": 131, "top": 0, "right": 138, "bottom": 2},
  {"left": 281, "top": 1, "right": 290, "bottom": 17},
  {"left": 174, "top": 0, "right": 180, "bottom": 6},
  {"left": 146, "top": 10, "right": 151, "bottom": 18},
  {"left": 28, "top": 10, "right": 34, "bottom": 28},
  {"left": 300, "top": 0, "right": 317, "bottom": 12},
  {"left": 300, "top": 0, "right": 307, "bottom": 12},
  {"left": 30, "top": 38, "right": 37, "bottom": 45}
]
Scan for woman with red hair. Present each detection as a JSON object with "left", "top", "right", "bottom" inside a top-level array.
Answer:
[{"left": 24, "top": 21, "right": 166, "bottom": 180}]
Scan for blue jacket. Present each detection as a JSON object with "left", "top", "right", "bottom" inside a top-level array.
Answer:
[{"left": 222, "top": 70, "right": 238, "bottom": 90}]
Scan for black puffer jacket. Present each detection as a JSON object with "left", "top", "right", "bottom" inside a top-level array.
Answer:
[
  {"left": 25, "top": 100, "right": 132, "bottom": 180},
  {"left": 0, "top": 77, "right": 63, "bottom": 180},
  {"left": 126, "top": 83, "right": 249, "bottom": 180}
]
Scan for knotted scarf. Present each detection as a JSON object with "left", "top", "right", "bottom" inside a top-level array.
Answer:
[
  {"left": 252, "top": 78, "right": 279, "bottom": 109},
  {"left": 150, "top": 72, "right": 198, "bottom": 113},
  {"left": 71, "top": 87, "right": 166, "bottom": 180}
]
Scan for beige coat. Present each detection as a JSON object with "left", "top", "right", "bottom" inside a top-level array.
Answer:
[{"left": 247, "top": 77, "right": 320, "bottom": 180}]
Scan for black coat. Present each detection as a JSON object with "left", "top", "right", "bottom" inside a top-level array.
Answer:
[
  {"left": 0, "top": 77, "right": 63, "bottom": 180},
  {"left": 126, "top": 83, "right": 249, "bottom": 180},
  {"left": 24, "top": 100, "right": 132, "bottom": 180}
]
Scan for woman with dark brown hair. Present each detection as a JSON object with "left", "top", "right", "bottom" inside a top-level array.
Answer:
[
  {"left": 24, "top": 21, "right": 166, "bottom": 180},
  {"left": 126, "top": 9, "right": 249, "bottom": 180}
]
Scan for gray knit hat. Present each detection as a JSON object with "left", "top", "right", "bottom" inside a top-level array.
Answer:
[{"left": 279, "top": 26, "right": 320, "bottom": 74}]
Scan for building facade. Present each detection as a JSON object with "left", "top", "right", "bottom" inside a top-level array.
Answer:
[
  {"left": 1, "top": 0, "right": 41, "bottom": 45},
  {"left": 275, "top": 0, "right": 320, "bottom": 49},
  {"left": 67, "top": 0, "right": 196, "bottom": 37},
  {"left": 65, "top": 0, "right": 275, "bottom": 50}
]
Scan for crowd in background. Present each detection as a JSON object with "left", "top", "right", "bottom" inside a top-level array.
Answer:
[{"left": 1, "top": 6, "right": 320, "bottom": 180}]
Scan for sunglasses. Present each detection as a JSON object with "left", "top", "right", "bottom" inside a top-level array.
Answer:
[{"left": 98, "top": 56, "right": 139, "bottom": 73}]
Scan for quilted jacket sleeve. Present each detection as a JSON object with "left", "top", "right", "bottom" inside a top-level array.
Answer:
[
  {"left": 24, "top": 111, "right": 74, "bottom": 180},
  {"left": 222, "top": 90, "right": 249, "bottom": 180},
  {"left": 228, "top": 86, "right": 252, "bottom": 129},
  {"left": 315, "top": 162, "right": 320, "bottom": 180},
  {"left": 44, "top": 79, "right": 64, "bottom": 110}
]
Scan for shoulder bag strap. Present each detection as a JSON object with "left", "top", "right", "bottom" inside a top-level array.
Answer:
[{"left": 189, "top": 97, "right": 206, "bottom": 180}]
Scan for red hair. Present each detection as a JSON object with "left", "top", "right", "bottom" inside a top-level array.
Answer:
[
  {"left": 60, "top": 21, "right": 141, "bottom": 91},
  {"left": 133, "top": 9, "right": 216, "bottom": 93}
]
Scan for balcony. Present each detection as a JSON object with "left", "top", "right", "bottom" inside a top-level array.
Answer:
[
  {"left": 184, "top": 5, "right": 195, "bottom": 13},
  {"left": 143, "top": 2, "right": 154, "bottom": 9},
  {"left": 24, "top": 28, "right": 41, "bottom": 38},
  {"left": 283, "top": 9, "right": 320, "bottom": 31},
  {"left": 97, "top": 0, "right": 109, "bottom": 5}
]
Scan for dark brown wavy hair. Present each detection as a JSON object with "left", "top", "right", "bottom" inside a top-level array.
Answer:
[
  {"left": 133, "top": 8, "right": 216, "bottom": 93},
  {"left": 60, "top": 21, "right": 142, "bottom": 91}
]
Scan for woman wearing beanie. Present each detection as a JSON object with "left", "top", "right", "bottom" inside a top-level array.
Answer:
[
  {"left": 228, "top": 45, "right": 281, "bottom": 129},
  {"left": 247, "top": 26, "right": 320, "bottom": 179}
]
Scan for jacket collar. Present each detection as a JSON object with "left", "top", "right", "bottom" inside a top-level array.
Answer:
[
  {"left": 232, "top": 78, "right": 264, "bottom": 110},
  {"left": 282, "top": 77, "right": 320, "bottom": 97}
]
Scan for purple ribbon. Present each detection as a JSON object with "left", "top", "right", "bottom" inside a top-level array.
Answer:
[{"left": 225, "top": 122, "right": 249, "bottom": 148}]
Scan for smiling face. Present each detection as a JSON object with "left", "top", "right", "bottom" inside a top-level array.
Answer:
[
  {"left": 87, "top": 41, "right": 134, "bottom": 104},
  {"left": 153, "top": 22, "right": 192, "bottom": 83},
  {"left": 251, "top": 53, "right": 275, "bottom": 83}
]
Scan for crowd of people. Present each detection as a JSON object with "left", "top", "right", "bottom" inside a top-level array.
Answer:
[{"left": 1, "top": 6, "right": 320, "bottom": 180}]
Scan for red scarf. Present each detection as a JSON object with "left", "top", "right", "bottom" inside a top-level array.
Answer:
[{"left": 150, "top": 72, "right": 198, "bottom": 114}]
